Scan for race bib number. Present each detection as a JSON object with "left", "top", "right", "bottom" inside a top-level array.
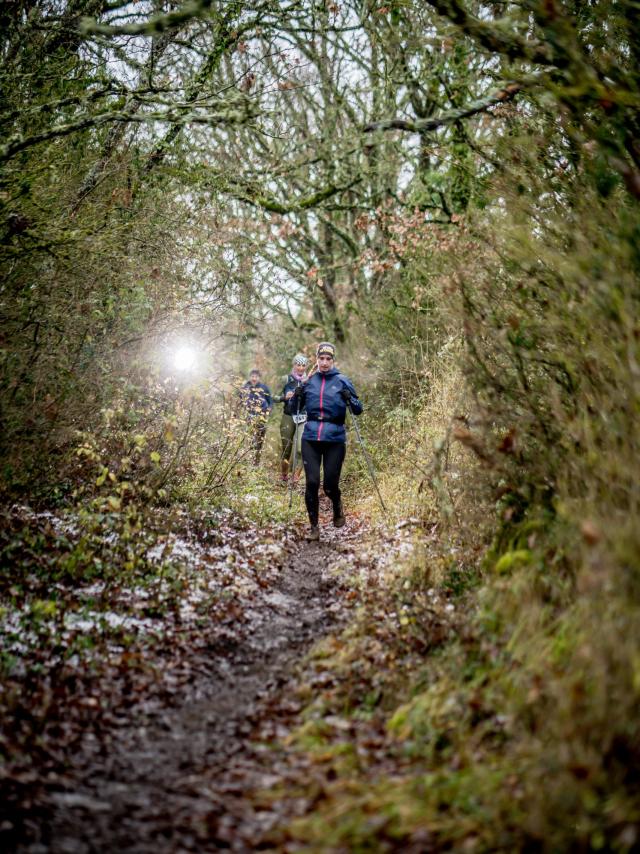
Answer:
[{"left": 293, "top": 413, "right": 307, "bottom": 425}]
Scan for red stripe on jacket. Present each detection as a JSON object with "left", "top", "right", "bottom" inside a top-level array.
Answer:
[{"left": 317, "top": 376, "right": 326, "bottom": 440}]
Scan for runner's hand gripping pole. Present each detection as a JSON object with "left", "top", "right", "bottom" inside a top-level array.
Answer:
[{"left": 346, "top": 399, "right": 387, "bottom": 515}]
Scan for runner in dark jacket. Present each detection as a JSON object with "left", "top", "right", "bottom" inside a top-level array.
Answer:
[
  {"left": 293, "top": 342, "right": 363, "bottom": 540},
  {"left": 239, "top": 369, "right": 272, "bottom": 465}
]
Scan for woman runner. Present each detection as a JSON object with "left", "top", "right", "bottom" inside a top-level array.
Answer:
[
  {"left": 277, "top": 353, "right": 308, "bottom": 482},
  {"left": 294, "top": 342, "right": 363, "bottom": 541}
]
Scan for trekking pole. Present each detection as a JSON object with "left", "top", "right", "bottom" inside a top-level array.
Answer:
[{"left": 347, "top": 402, "right": 387, "bottom": 514}]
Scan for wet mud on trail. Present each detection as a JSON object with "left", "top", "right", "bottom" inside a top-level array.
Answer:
[{"left": 20, "top": 525, "right": 356, "bottom": 854}]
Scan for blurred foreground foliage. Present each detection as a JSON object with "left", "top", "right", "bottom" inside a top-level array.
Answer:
[{"left": 274, "top": 100, "right": 640, "bottom": 854}]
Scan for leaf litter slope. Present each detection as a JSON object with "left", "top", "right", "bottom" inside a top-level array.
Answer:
[{"left": 4, "top": 503, "right": 364, "bottom": 852}]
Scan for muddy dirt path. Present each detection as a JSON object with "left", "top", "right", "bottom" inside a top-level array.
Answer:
[{"left": 25, "top": 536, "right": 350, "bottom": 854}]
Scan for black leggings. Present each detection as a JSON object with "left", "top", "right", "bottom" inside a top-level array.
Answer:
[{"left": 301, "top": 439, "right": 346, "bottom": 525}]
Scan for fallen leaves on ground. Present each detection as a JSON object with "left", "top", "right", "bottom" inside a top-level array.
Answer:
[
  {"left": 0, "top": 498, "right": 459, "bottom": 852},
  {"left": 0, "top": 501, "right": 299, "bottom": 850}
]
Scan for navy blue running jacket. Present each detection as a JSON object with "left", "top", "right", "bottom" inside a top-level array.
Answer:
[{"left": 299, "top": 367, "right": 363, "bottom": 443}]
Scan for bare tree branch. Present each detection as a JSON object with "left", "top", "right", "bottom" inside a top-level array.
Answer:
[
  {"left": 0, "top": 103, "right": 259, "bottom": 164},
  {"left": 79, "top": 0, "right": 215, "bottom": 37},
  {"left": 423, "top": 0, "right": 557, "bottom": 66},
  {"left": 79, "top": 0, "right": 301, "bottom": 38},
  {"left": 226, "top": 177, "right": 362, "bottom": 214},
  {"left": 364, "top": 81, "right": 524, "bottom": 134},
  {"left": 71, "top": 30, "right": 177, "bottom": 213}
]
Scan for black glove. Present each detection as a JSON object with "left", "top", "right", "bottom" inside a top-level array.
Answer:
[
  {"left": 293, "top": 384, "right": 304, "bottom": 400},
  {"left": 340, "top": 387, "right": 352, "bottom": 403}
]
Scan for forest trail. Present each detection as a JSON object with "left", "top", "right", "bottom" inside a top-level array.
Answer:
[
  {"left": 19, "top": 512, "right": 360, "bottom": 853},
  {"left": 4, "top": 0, "right": 639, "bottom": 848}
]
